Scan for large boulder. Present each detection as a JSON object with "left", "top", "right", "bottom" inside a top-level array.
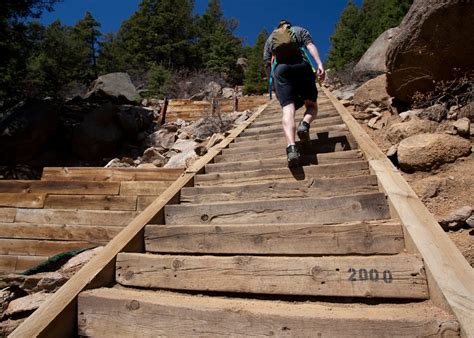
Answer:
[
  {"left": 0, "top": 99, "right": 59, "bottom": 164},
  {"left": 385, "top": 117, "right": 438, "bottom": 144},
  {"left": 84, "top": 73, "right": 139, "bottom": 103},
  {"left": 354, "top": 27, "right": 399, "bottom": 76},
  {"left": 386, "top": 0, "right": 474, "bottom": 104},
  {"left": 397, "top": 133, "right": 471, "bottom": 171},
  {"left": 71, "top": 103, "right": 123, "bottom": 160},
  {"left": 117, "top": 105, "right": 155, "bottom": 139},
  {"left": 353, "top": 74, "right": 391, "bottom": 110}
]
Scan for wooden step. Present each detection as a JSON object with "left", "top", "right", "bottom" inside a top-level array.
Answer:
[
  {"left": 216, "top": 136, "right": 356, "bottom": 163},
  {"left": 317, "top": 150, "right": 364, "bottom": 164},
  {"left": 165, "top": 192, "right": 390, "bottom": 225},
  {"left": 14, "top": 209, "right": 139, "bottom": 226},
  {"left": 242, "top": 117, "right": 344, "bottom": 136},
  {"left": 119, "top": 181, "right": 169, "bottom": 196},
  {"left": 0, "top": 223, "right": 121, "bottom": 243},
  {"left": 78, "top": 288, "right": 458, "bottom": 337},
  {"left": 44, "top": 195, "right": 137, "bottom": 211},
  {"left": 41, "top": 167, "right": 183, "bottom": 182},
  {"left": 181, "top": 175, "right": 379, "bottom": 203},
  {"left": 116, "top": 253, "right": 427, "bottom": 299},
  {"left": 241, "top": 123, "right": 347, "bottom": 137},
  {"left": 0, "top": 193, "right": 46, "bottom": 208},
  {"left": 145, "top": 220, "right": 404, "bottom": 255},
  {"left": 251, "top": 111, "right": 339, "bottom": 127},
  {"left": 0, "top": 208, "right": 16, "bottom": 222},
  {"left": 205, "top": 150, "right": 363, "bottom": 173},
  {"left": 230, "top": 128, "right": 350, "bottom": 147},
  {"left": 195, "top": 161, "right": 369, "bottom": 186},
  {"left": 0, "top": 238, "right": 96, "bottom": 257},
  {"left": 246, "top": 116, "right": 343, "bottom": 131},
  {"left": 0, "top": 255, "right": 46, "bottom": 273},
  {"left": 0, "top": 180, "right": 121, "bottom": 195}
]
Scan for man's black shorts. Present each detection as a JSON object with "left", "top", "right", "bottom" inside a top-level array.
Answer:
[{"left": 273, "top": 61, "right": 318, "bottom": 109}]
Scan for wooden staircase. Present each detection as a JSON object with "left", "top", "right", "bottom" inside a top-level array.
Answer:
[
  {"left": 0, "top": 167, "right": 183, "bottom": 273},
  {"left": 11, "top": 91, "right": 473, "bottom": 337},
  {"left": 75, "top": 97, "right": 460, "bottom": 336}
]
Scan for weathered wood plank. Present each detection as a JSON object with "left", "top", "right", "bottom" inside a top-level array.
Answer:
[
  {"left": 79, "top": 288, "right": 458, "bottom": 337},
  {"left": 15, "top": 209, "right": 138, "bottom": 226},
  {"left": 136, "top": 196, "right": 158, "bottom": 211},
  {"left": 317, "top": 150, "right": 364, "bottom": 164},
  {"left": 166, "top": 192, "right": 390, "bottom": 225},
  {"left": 0, "top": 181, "right": 120, "bottom": 195},
  {"left": 181, "top": 175, "right": 379, "bottom": 203},
  {"left": 0, "top": 255, "right": 47, "bottom": 273},
  {"left": 0, "top": 223, "right": 121, "bottom": 242},
  {"left": 0, "top": 239, "right": 96, "bottom": 257},
  {"left": 119, "top": 181, "right": 169, "bottom": 196},
  {"left": 44, "top": 195, "right": 137, "bottom": 211},
  {"left": 117, "top": 253, "right": 427, "bottom": 299},
  {"left": 195, "top": 161, "right": 369, "bottom": 186},
  {"left": 145, "top": 220, "right": 404, "bottom": 255},
  {"left": 0, "top": 193, "right": 46, "bottom": 208},
  {"left": 242, "top": 119, "right": 345, "bottom": 137},
  {"left": 41, "top": 168, "right": 184, "bottom": 182},
  {"left": 245, "top": 116, "right": 343, "bottom": 133},
  {"left": 0, "top": 208, "right": 16, "bottom": 222}
]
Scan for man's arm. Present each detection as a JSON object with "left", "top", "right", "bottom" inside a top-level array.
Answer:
[
  {"left": 306, "top": 42, "right": 325, "bottom": 82},
  {"left": 263, "top": 36, "right": 273, "bottom": 79}
]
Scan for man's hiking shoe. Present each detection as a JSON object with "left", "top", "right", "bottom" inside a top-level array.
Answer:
[
  {"left": 297, "top": 121, "right": 311, "bottom": 143},
  {"left": 286, "top": 145, "right": 301, "bottom": 167}
]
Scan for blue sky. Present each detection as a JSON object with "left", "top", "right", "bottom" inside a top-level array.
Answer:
[{"left": 41, "top": 0, "right": 363, "bottom": 61}]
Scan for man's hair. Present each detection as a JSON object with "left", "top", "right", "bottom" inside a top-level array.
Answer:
[{"left": 277, "top": 19, "right": 291, "bottom": 28}]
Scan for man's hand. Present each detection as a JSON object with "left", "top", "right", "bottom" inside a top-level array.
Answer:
[{"left": 317, "top": 64, "right": 326, "bottom": 83}]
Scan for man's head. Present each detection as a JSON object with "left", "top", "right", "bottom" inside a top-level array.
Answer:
[{"left": 277, "top": 19, "right": 291, "bottom": 28}]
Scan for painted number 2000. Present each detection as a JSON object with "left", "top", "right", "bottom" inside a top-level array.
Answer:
[{"left": 348, "top": 268, "right": 393, "bottom": 283}]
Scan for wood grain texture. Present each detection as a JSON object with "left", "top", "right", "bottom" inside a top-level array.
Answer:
[
  {"left": 0, "top": 180, "right": 120, "bottom": 195},
  {"left": 244, "top": 116, "right": 343, "bottom": 134},
  {"left": 0, "top": 208, "right": 16, "bottom": 222},
  {"left": 119, "top": 181, "right": 169, "bottom": 196},
  {"left": 317, "top": 150, "right": 363, "bottom": 164},
  {"left": 166, "top": 192, "right": 390, "bottom": 225},
  {"left": 181, "top": 175, "right": 379, "bottom": 203},
  {"left": 195, "top": 161, "right": 370, "bottom": 186},
  {"left": 0, "top": 193, "right": 45, "bottom": 208},
  {"left": 41, "top": 167, "right": 184, "bottom": 182},
  {"left": 145, "top": 220, "right": 404, "bottom": 255},
  {"left": 0, "top": 239, "right": 96, "bottom": 256},
  {"left": 0, "top": 223, "right": 121, "bottom": 242},
  {"left": 116, "top": 253, "right": 428, "bottom": 299},
  {"left": 0, "top": 255, "right": 46, "bottom": 273},
  {"left": 15, "top": 209, "right": 138, "bottom": 226},
  {"left": 78, "top": 288, "right": 459, "bottom": 337},
  {"left": 44, "top": 195, "right": 137, "bottom": 211}
]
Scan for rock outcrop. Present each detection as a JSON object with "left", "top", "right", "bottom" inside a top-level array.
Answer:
[
  {"left": 386, "top": 0, "right": 474, "bottom": 104},
  {"left": 397, "top": 133, "right": 471, "bottom": 171},
  {"left": 354, "top": 27, "right": 399, "bottom": 76},
  {"left": 353, "top": 75, "right": 390, "bottom": 111},
  {"left": 84, "top": 72, "right": 139, "bottom": 103},
  {"left": 386, "top": 117, "right": 438, "bottom": 144}
]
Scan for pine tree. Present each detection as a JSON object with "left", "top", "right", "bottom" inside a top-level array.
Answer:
[
  {"left": 243, "top": 30, "right": 268, "bottom": 95},
  {"left": 326, "top": 1, "right": 363, "bottom": 70},
  {"left": 73, "top": 11, "right": 101, "bottom": 82}
]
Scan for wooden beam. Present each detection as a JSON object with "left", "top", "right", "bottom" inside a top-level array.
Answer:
[
  {"left": 10, "top": 101, "right": 271, "bottom": 338},
  {"left": 0, "top": 181, "right": 120, "bottom": 195},
  {"left": 322, "top": 86, "right": 474, "bottom": 336},
  {"left": 0, "top": 255, "right": 47, "bottom": 273},
  {"left": 77, "top": 288, "right": 459, "bottom": 337},
  {"left": 145, "top": 220, "right": 404, "bottom": 255},
  {"left": 0, "top": 193, "right": 45, "bottom": 208}
]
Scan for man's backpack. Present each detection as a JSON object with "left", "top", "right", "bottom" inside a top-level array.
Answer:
[{"left": 271, "top": 26, "right": 302, "bottom": 64}]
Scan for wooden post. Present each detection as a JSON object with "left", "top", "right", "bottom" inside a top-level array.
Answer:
[
  {"left": 233, "top": 86, "right": 239, "bottom": 112},
  {"left": 160, "top": 98, "right": 169, "bottom": 125}
]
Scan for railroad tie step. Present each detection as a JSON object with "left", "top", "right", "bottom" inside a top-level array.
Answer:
[
  {"left": 115, "top": 253, "right": 428, "bottom": 299},
  {"left": 244, "top": 116, "right": 343, "bottom": 133},
  {"left": 78, "top": 288, "right": 459, "bottom": 337},
  {"left": 181, "top": 175, "right": 379, "bottom": 203},
  {"left": 195, "top": 161, "right": 370, "bottom": 186},
  {"left": 165, "top": 192, "right": 390, "bottom": 225},
  {"left": 205, "top": 150, "right": 363, "bottom": 173},
  {"left": 145, "top": 220, "right": 404, "bottom": 255}
]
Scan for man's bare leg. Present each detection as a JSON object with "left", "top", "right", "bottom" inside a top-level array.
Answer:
[{"left": 282, "top": 103, "right": 296, "bottom": 145}]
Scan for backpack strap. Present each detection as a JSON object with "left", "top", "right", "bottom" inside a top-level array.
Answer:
[{"left": 269, "top": 56, "right": 277, "bottom": 99}]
